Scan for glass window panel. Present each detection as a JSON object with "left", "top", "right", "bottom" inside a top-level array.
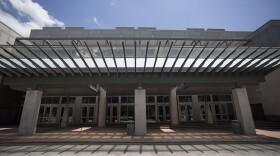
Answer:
[
  {"left": 82, "top": 107, "right": 87, "bottom": 117},
  {"left": 42, "top": 59, "right": 56, "bottom": 68},
  {"left": 116, "top": 58, "right": 125, "bottom": 67},
  {"left": 21, "top": 59, "right": 36, "bottom": 68},
  {"left": 105, "top": 58, "right": 116, "bottom": 67},
  {"left": 229, "top": 59, "right": 242, "bottom": 67},
  {"left": 147, "top": 47, "right": 157, "bottom": 57},
  {"left": 126, "top": 58, "right": 135, "bottom": 67},
  {"left": 95, "top": 58, "right": 106, "bottom": 67},
  {"left": 125, "top": 47, "right": 134, "bottom": 57},
  {"left": 64, "top": 59, "right": 76, "bottom": 68},
  {"left": 146, "top": 58, "right": 155, "bottom": 67},
  {"left": 32, "top": 59, "right": 46, "bottom": 68},
  {"left": 215, "top": 105, "right": 220, "bottom": 114},
  {"left": 220, "top": 59, "right": 232, "bottom": 67},
  {"left": 183, "top": 58, "right": 194, "bottom": 67},
  {"left": 53, "top": 59, "right": 66, "bottom": 68},
  {"left": 174, "top": 58, "right": 184, "bottom": 67},
  {"left": 84, "top": 58, "right": 96, "bottom": 67},
  {"left": 211, "top": 59, "right": 222, "bottom": 67},
  {"left": 146, "top": 96, "right": 155, "bottom": 103},
  {"left": 155, "top": 58, "right": 165, "bottom": 67},
  {"left": 164, "top": 58, "right": 175, "bottom": 67},
  {"left": 136, "top": 58, "right": 145, "bottom": 67},
  {"left": 89, "top": 107, "right": 94, "bottom": 116},
  {"left": 193, "top": 59, "right": 204, "bottom": 67},
  {"left": 202, "top": 59, "right": 213, "bottom": 67},
  {"left": 10, "top": 59, "right": 26, "bottom": 68},
  {"left": 74, "top": 58, "right": 86, "bottom": 68}
]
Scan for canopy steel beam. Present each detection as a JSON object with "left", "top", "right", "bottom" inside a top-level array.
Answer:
[
  {"left": 46, "top": 42, "right": 75, "bottom": 76},
  {"left": 236, "top": 48, "right": 269, "bottom": 73},
  {"left": 143, "top": 41, "right": 149, "bottom": 73},
  {"left": 161, "top": 41, "right": 174, "bottom": 73},
  {"left": 84, "top": 41, "right": 101, "bottom": 76},
  {"left": 256, "top": 56, "right": 280, "bottom": 74},
  {"left": 72, "top": 41, "right": 93, "bottom": 76},
  {"left": 97, "top": 41, "right": 110, "bottom": 75},
  {"left": 210, "top": 46, "right": 239, "bottom": 73},
  {"left": 0, "top": 67, "right": 12, "bottom": 77},
  {"left": 201, "top": 45, "right": 229, "bottom": 73},
  {"left": 186, "top": 42, "right": 209, "bottom": 73},
  {"left": 169, "top": 41, "right": 186, "bottom": 72},
  {"left": 109, "top": 41, "right": 119, "bottom": 76},
  {"left": 152, "top": 41, "right": 162, "bottom": 73},
  {"left": 122, "top": 42, "right": 128, "bottom": 76},
  {"left": 33, "top": 42, "right": 66, "bottom": 77},
  {"left": 242, "top": 48, "right": 279, "bottom": 73},
  {"left": 194, "top": 42, "right": 220, "bottom": 73},
  {"left": 250, "top": 52, "right": 280, "bottom": 73},
  {"left": 263, "top": 60, "right": 280, "bottom": 74},
  {"left": 227, "top": 48, "right": 259, "bottom": 73},
  {"left": 0, "top": 61, "right": 21, "bottom": 77},
  {"left": 57, "top": 42, "right": 83, "bottom": 77},
  {"left": 218, "top": 48, "right": 249, "bottom": 73},
  {"left": 178, "top": 41, "right": 199, "bottom": 73},
  {"left": 3, "top": 73, "right": 264, "bottom": 86},
  {"left": 7, "top": 43, "right": 49, "bottom": 77},
  {"left": 19, "top": 41, "right": 57, "bottom": 76},
  {"left": 0, "top": 47, "right": 40, "bottom": 77},
  {"left": 0, "top": 53, "right": 30, "bottom": 77}
]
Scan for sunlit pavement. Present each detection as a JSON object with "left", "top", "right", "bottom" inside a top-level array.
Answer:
[
  {"left": 0, "top": 126, "right": 280, "bottom": 155},
  {"left": 0, "top": 126, "right": 279, "bottom": 143}
]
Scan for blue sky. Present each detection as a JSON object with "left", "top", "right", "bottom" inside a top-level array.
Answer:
[{"left": 1, "top": 0, "right": 280, "bottom": 36}]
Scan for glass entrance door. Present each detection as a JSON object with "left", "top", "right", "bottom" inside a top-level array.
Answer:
[
  {"left": 107, "top": 105, "right": 119, "bottom": 123},
  {"left": 214, "top": 103, "right": 228, "bottom": 121},
  {"left": 180, "top": 104, "right": 193, "bottom": 122},
  {"left": 81, "top": 106, "right": 95, "bottom": 124},
  {"left": 157, "top": 105, "right": 170, "bottom": 123},
  {"left": 42, "top": 106, "right": 58, "bottom": 124},
  {"left": 60, "top": 106, "right": 74, "bottom": 124}
]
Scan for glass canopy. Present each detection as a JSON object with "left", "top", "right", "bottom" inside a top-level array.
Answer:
[{"left": 0, "top": 38, "right": 279, "bottom": 77}]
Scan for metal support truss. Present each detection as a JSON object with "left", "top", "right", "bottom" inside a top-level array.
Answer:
[
  {"left": 186, "top": 42, "right": 209, "bottom": 73},
  {"left": 84, "top": 41, "right": 101, "bottom": 76}
]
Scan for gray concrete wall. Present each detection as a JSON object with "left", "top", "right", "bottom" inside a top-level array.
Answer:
[
  {"left": 0, "top": 22, "right": 21, "bottom": 45},
  {"left": 30, "top": 26, "right": 250, "bottom": 39},
  {"left": 259, "top": 68, "right": 280, "bottom": 119}
]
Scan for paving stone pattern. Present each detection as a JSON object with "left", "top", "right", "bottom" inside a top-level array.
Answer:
[{"left": 0, "top": 143, "right": 279, "bottom": 155}]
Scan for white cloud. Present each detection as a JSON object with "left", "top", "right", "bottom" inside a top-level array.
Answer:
[
  {"left": 0, "top": 0, "right": 64, "bottom": 37},
  {"left": 93, "top": 16, "right": 101, "bottom": 26}
]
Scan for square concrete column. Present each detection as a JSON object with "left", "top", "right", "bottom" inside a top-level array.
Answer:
[
  {"left": 232, "top": 88, "right": 256, "bottom": 135},
  {"left": 170, "top": 88, "right": 179, "bottom": 126},
  {"left": 98, "top": 87, "right": 107, "bottom": 128},
  {"left": 18, "top": 89, "right": 43, "bottom": 136},
  {"left": 134, "top": 89, "right": 146, "bottom": 136},
  {"left": 192, "top": 95, "right": 201, "bottom": 121}
]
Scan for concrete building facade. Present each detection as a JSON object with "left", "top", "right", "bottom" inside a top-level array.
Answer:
[{"left": 0, "top": 20, "right": 280, "bottom": 136}]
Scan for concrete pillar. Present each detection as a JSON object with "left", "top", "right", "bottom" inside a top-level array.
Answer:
[
  {"left": 73, "top": 96, "right": 82, "bottom": 124},
  {"left": 232, "top": 88, "right": 256, "bottom": 135},
  {"left": 170, "top": 88, "right": 179, "bottom": 126},
  {"left": 98, "top": 87, "right": 107, "bottom": 128},
  {"left": 205, "top": 103, "right": 213, "bottom": 124},
  {"left": 134, "top": 88, "right": 147, "bottom": 136},
  {"left": 18, "top": 89, "right": 43, "bottom": 136},
  {"left": 192, "top": 95, "right": 201, "bottom": 121}
]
